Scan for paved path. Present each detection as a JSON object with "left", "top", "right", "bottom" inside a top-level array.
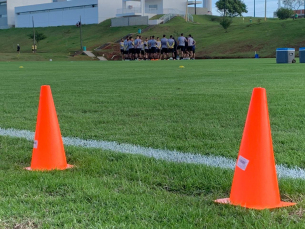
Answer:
[
  {"left": 83, "top": 51, "right": 96, "bottom": 58},
  {"left": 83, "top": 51, "right": 107, "bottom": 61},
  {"left": 97, "top": 56, "right": 107, "bottom": 61}
]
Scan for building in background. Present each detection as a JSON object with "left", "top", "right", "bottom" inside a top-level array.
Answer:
[
  {"left": 0, "top": 0, "right": 8, "bottom": 29},
  {"left": 188, "top": 0, "right": 212, "bottom": 15},
  {"left": 116, "top": 0, "right": 212, "bottom": 17},
  {"left": 1, "top": 0, "right": 212, "bottom": 29},
  {"left": 15, "top": 0, "right": 123, "bottom": 28}
]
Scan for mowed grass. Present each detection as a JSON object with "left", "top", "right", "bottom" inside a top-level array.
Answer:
[{"left": 1, "top": 59, "right": 305, "bottom": 228}]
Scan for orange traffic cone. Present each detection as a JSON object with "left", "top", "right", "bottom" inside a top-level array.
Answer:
[
  {"left": 26, "top": 85, "right": 73, "bottom": 171},
  {"left": 215, "top": 87, "right": 296, "bottom": 209}
]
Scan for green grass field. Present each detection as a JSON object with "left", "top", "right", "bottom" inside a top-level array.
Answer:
[{"left": 2, "top": 59, "right": 305, "bottom": 228}]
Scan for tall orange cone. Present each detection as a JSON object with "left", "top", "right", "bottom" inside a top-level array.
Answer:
[
  {"left": 26, "top": 85, "right": 73, "bottom": 171},
  {"left": 215, "top": 87, "right": 296, "bottom": 209}
]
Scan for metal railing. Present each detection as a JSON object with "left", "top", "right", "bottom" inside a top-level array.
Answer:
[
  {"left": 116, "top": 7, "right": 193, "bottom": 23},
  {"left": 184, "top": 13, "right": 194, "bottom": 22},
  {"left": 163, "top": 8, "right": 193, "bottom": 22},
  {"left": 159, "top": 14, "right": 176, "bottom": 24},
  {"left": 116, "top": 7, "right": 141, "bottom": 15}
]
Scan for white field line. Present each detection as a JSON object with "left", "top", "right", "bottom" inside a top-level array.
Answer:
[{"left": 0, "top": 127, "right": 305, "bottom": 180}]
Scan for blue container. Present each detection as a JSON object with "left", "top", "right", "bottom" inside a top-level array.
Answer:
[
  {"left": 138, "top": 29, "right": 142, "bottom": 34},
  {"left": 299, "top": 47, "right": 305, "bottom": 63},
  {"left": 83, "top": 46, "right": 86, "bottom": 51},
  {"left": 276, "top": 48, "right": 295, "bottom": 64},
  {"left": 255, "top": 54, "right": 259, "bottom": 58}
]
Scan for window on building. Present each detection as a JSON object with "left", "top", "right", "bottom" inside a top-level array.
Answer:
[
  {"left": 149, "top": 5, "right": 158, "bottom": 10},
  {"left": 148, "top": 5, "right": 158, "bottom": 13}
]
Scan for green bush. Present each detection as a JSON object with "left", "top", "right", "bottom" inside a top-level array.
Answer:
[
  {"left": 276, "top": 7, "right": 294, "bottom": 20},
  {"left": 220, "top": 17, "right": 232, "bottom": 32},
  {"left": 211, "top": 16, "right": 222, "bottom": 22}
]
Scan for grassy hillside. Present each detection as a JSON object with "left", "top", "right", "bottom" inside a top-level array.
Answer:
[{"left": 1, "top": 16, "right": 305, "bottom": 60}]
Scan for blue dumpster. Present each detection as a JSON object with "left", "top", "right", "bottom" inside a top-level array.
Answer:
[
  {"left": 138, "top": 29, "right": 142, "bottom": 34},
  {"left": 83, "top": 46, "right": 86, "bottom": 51},
  {"left": 276, "top": 48, "right": 295, "bottom": 64},
  {"left": 299, "top": 48, "right": 305, "bottom": 63}
]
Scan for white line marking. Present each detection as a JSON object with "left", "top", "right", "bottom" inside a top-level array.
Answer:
[{"left": 0, "top": 127, "right": 304, "bottom": 180}]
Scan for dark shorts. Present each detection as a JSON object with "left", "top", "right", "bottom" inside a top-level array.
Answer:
[
  {"left": 177, "top": 46, "right": 185, "bottom": 51},
  {"left": 135, "top": 48, "right": 141, "bottom": 54},
  {"left": 121, "top": 49, "right": 124, "bottom": 54},
  {"left": 147, "top": 49, "right": 151, "bottom": 54},
  {"left": 129, "top": 48, "right": 135, "bottom": 54},
  {"left": 188, "top": 46, "right": 193, "bottom": 52},
  {"left": 168, "top": 48, "right": 174, "bottom": 53},
  {"left": 141, "top": 50, "right": 145, "bottom": 55},
  {"left": 151, "top": 47, "right": 157, "bottom": 53},
  {"left": 123, "top": 51, "right": 129, "bottom": 55},
  {"left": 161, "top": 48, "right": 168, "bottom": 54},
  {"left": 145, "top": 49, "right": 148, "bottom": 53},
  {"left": 192, "top": 47, "right": 195, "bottom": 53},
  {"left": 156, "top": 49, "right": 160, "bottom": 53}
]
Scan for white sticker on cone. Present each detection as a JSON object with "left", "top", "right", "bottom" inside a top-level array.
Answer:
[
  {"left": 33, "top": 140, "right": 38, "bottom": 149},
  {"left": 237, "top": 155, "right": 249, "bottom": 171}
]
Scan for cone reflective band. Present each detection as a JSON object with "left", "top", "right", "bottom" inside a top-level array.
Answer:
[
  {"left": 215, "top": 87, "right": 296, "bottom": 209},
  {"left": 26, "top": 85, "right": 73, "bottom": 171}
]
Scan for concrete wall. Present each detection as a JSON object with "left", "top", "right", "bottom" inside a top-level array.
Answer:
[
  {"left": 148, "top": 19, "right": 162, "bottom": 25},
  {"left": 111, "top": 16, "right": 148, "bottom": 27},
  {"left": 129, "top": 15, "right": 148, "bottom": 25},
  {"left": 163, "top": 0, "right": 187, "bottom": 14},
  {"left": 111, "top": 17, "right": 129, "bottom": 27},
  {"left": 123, "top": 1, "right": 141, "bottom": 9},
  {"left": 145, "top": 0, "right": 163, "bottom": 14},
  {"left": 0, "top": 17, "right": 7, "bottom": 28},
  {"left": 204, "top": 0, "right": 212, "bottom": 14},
  {"left": 15, "top": 0, "right": 98, "bottom": 28},
  {"left": 188, "top": 7, "right": 210, "bottom": 15},
  {"left": 7, "top": 0, "right": 52, "bottom": 27},
  {"left": 0, "top": 2, "right": 7, "bottom": 28},
  {"left": 98, "top": 0, "right": 122, "bottom": 23},
  {"left": 0, "top": 3, "right": 6, "bottom": 15}
]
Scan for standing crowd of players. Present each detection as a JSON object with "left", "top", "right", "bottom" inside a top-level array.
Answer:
[{"left": 120, "top": 33, "right": 196, "bottom": 60}]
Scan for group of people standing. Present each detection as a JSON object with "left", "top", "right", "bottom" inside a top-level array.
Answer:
[{"left": 120, "top": 33, "right": 196, "bottom": 61}]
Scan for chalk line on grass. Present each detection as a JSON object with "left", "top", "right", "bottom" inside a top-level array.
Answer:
[{"left": 0, "top": 127, "right": 305, "bottom": 180}]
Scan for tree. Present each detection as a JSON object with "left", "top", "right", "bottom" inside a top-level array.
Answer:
[
  {"left": 216, "top": 0, "right": 248, "bottom": 17},
  {"left": 275, "top": 7, "right": 294, "bottom": 19},
  {"left": 27, "top": 31, "right": 47, "bottom": 44},
  {"left": 220, "top": 17, "right": 232, "bottom": 32}
]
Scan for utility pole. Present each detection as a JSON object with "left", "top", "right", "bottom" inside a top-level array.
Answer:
[
  {"left": 265, "top": 0, "right": 267, "bottom": 21},
  {"left": 32, "top": 16, "right": 36, "bottom": 53},
  {"left": 254, "top": 0, "right": 255, "bottom": 17},
  {"left": 195, "top": 0, "right": 197, "bottom": 15},
  {"left": 80, "top": 16, "right": 83, "bottom": 50},
  {"left": 186, "top": 0, "right": 189, "bottom": 21},
  {"left": 224, "top": 0, "right": 226, "bottom": 17}
]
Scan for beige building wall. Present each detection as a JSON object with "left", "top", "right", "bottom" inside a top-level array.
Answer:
[
  {"left": 188, "top": 7, "right": 211, "bottom": 15},
  {"left": 98, "top": 0, "right": 123, "bottom": 23},
  {"left": 163, "top": 0, "right": 187, "bottom": 14}
]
